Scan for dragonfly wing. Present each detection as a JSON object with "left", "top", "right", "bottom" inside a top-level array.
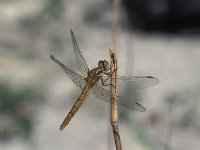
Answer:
[
  {"left": 71, "top": 30, "right": 89, "bottom": 76},
  {"left": 100, "top": 75, "right": 159, "bottom": 91},
  {"left": 92, "top": 84, "right": 146, "bottom": 112},
  {"left": 50, "top": 55, "right": 86, "bottom": 89}
]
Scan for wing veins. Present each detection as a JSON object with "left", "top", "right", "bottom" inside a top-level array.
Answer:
[
  {"left": 50, "top": 55, "right": 86, "bottom": 89},
  {"left": 71, "top": 30, "right": 89, "bottom": 76}
]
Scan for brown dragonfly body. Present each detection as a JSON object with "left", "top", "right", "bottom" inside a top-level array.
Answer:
[
  {"left": 55, "top": 59, "right": 110, "bottom": 130},
  {"left": 50, "top": 30, "right": 159, "bottom": 131},
  {"left": 60, "top": 83, "right": 91, "bottom": 130}
]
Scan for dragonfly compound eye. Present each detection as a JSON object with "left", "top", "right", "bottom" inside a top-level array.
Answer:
[
  {"left": 103, "top": 60, "right": 109, "bottom": 71},
  {"left": 98, "top": 60, "right": 105, "bottom": 69}
]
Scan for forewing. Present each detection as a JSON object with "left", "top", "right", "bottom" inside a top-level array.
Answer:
[
  {"left": 71, "top": 30, "right": 89, "bottom": 76},
  {"left": 101, "top": 75, "right": 159, "bottom": 91},
  {"left": 92, "top": 84, "right": 146, "bottom": 112},
  {"left": 50, "top": 55, "right": 86, "bottom": 89}
]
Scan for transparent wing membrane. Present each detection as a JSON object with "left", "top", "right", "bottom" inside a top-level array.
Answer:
[
  {"left": 50, "top": 55, "right": 86, "bottom": 89},
  {"left": 101, "top": 75, "right": 159, "bottom": 91},
  {"left": 92, "top": 84, "right": 146, "bottom": 112},
  {"left": 51, "top": 31, "right": 158, "bottom": 112},
  {"left": 51, "top": 55, "right": 146, "bottom": 111},
  {"left": 71, "top": 30, "right": 89, "bottom": 76}
]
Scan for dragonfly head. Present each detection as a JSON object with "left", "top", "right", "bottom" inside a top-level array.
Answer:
[{"left": 98, "top": 60, "right": 109, "bottom": 71}]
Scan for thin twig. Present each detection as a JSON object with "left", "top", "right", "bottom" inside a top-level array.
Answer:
[
  {"left": 110, "top": 0, "right": 122, "bottom": 149},
  {"left": 110, "top": 49, "right": 122, "bottom": 150},
  {"left": 111, "top": 0, "right": 121, "bottom": 51}
]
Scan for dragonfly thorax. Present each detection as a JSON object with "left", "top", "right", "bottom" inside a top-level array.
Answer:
[{"left": 98, "top": 60, "right": 109, "bottom": 71}]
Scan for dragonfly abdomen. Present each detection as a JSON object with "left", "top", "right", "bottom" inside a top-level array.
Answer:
[{"left": 59, "top": 84, "right": 92, "bottom": 131}]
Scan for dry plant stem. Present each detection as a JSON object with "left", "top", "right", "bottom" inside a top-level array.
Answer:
[
  {"left": 109, "top": 49, "right": 122, "bottom": 150},
  {"left": 110, "top": 0, "right": 122, "bottom": 149}
]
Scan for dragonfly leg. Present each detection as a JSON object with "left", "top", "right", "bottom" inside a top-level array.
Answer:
[
  {"left": 104, "top": 67, "right": 118, "bottom": 76},
  {"left": 101, "top": 77, "right": 117, "bottom": 89},
  {"left": 101, "top": 77, "right": 111, "bottom": 86},
  {"left": 101, "top": 67, "right": 118, "bottom": 86}
]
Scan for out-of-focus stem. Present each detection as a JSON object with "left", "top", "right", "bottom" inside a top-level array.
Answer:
[{"left": 111, "top": 0, "right": 121, "bottom": 51}]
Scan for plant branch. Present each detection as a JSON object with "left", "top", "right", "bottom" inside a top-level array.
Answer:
[{"left": 109, "top": 49, "right": 122, "bottom": 150}]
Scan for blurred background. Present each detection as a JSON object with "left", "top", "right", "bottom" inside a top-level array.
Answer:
[{"left": 1, "top": 0, "right": 200, "bottom": 150}]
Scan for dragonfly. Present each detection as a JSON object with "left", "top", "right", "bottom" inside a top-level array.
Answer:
[{"left": 50, "top": 30, "right": 159, "bottom": 131}]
